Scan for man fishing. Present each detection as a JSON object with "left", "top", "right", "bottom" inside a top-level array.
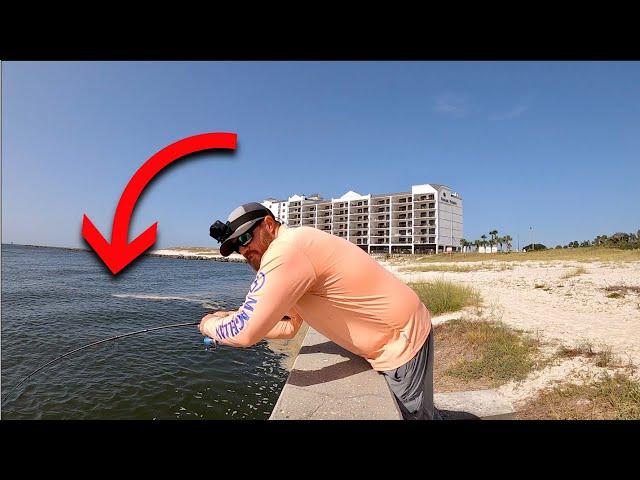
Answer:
[{"left": 201, "top": 202, "right": 437, "bottom": 420}]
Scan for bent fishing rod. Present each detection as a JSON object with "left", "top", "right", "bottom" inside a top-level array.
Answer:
[{"left": 2, "top": 321, "right": 218, "bottom": 406}]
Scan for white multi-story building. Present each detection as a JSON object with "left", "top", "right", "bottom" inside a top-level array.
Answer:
[{"left": 262, "top": 184, "right": 463, "bottom": 254}]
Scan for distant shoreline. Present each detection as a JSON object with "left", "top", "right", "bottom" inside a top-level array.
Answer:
[
  {"left": 2, "top": 243, "right": 89, "bottom": 252},
  {"left": 2, "top": 243, "right": 247, "bottom": 263}
]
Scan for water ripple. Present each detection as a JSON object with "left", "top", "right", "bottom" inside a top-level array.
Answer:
[{"left": 2, "top": 245, "right": 289, "bottom": 419}]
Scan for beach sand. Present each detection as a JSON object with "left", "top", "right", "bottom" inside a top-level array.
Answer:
[
  {"left": 151, "top": 248, "right": 246, "bottom": 261},
  {"left": 380, "top": 258, "right": 640, "bottom": 407}
]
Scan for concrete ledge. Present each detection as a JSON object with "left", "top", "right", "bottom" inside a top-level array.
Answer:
[
  {"left": 269, "top": 328, "right": 403, "bottom": 420},
  {"left": 269, "top": 328, "right": 516, "bottom": 420},
  {"left": 435, "top": 390, "right": 515, "bottom": 420}
]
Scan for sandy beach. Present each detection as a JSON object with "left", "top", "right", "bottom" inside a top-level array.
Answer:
[
  {"left": 380, "top": 257, "right": 640, "bottom": 408},
  {"left": 151, "top": 248, "right": 246, "bottom": 262}
]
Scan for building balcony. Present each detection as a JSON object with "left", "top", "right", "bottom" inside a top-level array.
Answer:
[
  {"left": 412, "top": 237, "right": 436, "bottom": 244},
  {"left": 413, "top": 206, "right": 436, "bottom": 212},
  {"left": 415, "top": 219, "right": 436, "bottom": 226},
  {"left": 390, "top": 236, "right": 413, "bottom": 243},
  {"left": 413, "top": 228, "right": 436, "bottom": 235},
  {"left": 414, "top": 194, "right": 435, "bottom": 201},
  {"left": 391, "top": 230, "right": 412, "bottom": 236}
]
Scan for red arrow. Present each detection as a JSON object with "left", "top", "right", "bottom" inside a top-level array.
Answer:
[{"left": 82, "top": 132, "right": 237, "bottom": 275}]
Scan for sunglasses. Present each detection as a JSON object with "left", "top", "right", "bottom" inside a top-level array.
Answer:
[{"left": 232, "top": 221, "right": 263, "bottom": 253}]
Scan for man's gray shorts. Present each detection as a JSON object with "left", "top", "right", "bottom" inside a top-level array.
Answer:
[{"left": 380, "top": 330, "right": 437, "bottom": 420}]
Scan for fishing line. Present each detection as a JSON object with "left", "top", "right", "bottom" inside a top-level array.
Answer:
[{"left": 2, "top": 321, "right": 211, "bottom": 405}]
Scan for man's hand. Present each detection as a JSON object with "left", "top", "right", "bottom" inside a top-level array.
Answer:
[{"left": 199, "top": 310, "right": 235, "bottom": 338}]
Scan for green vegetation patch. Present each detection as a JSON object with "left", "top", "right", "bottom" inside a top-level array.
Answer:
[
  {"left": 408, "top": 280, "right": 482, "bottom": 316},
  {"left": 386, "top": 247, "right": 640, "bottom": 264},
  {"left": 438, "top": 319, "right": 539, "bottom": 385},
  {"left": 517, "top": 373, "right": 640, "bottom": 420}
]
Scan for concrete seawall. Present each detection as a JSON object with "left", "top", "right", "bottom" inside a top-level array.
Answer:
[
  {"left": 269, "top": 328, "right": 403, "bottom": 420},
  {"left": 270, "top": 328, "right": 516, "bottom": 420}
]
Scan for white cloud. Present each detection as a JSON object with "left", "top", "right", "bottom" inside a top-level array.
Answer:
[{"left": 434, "top": 93, "right": 469, "bottom": 117}]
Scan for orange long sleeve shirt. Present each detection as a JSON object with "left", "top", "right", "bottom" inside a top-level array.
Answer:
[{"left": 209, "top": 225, "right": 431, "bottom": 371}]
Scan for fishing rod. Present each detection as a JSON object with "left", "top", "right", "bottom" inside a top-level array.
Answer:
[{"left": 2, "top": 321, "right": 217, "bottom": 405}]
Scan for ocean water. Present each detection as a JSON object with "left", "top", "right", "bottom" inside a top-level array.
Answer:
[{"left": 1, "top": 244, "right": 289, "bottom": 419}]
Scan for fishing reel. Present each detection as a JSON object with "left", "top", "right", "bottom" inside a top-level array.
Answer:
[
  {"left": 209, "top": 220, "right": 233, "bottom": 243},
  {"left": 204, "top": 337, "right": 217, "bottom": 351}
]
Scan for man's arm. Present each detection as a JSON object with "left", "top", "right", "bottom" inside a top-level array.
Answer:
[
  {"left": 199, "top": 246, "right": 315, "bottom": 347},
  {"left": 263, "top": 309, "right": 304, "bottom": 340}
]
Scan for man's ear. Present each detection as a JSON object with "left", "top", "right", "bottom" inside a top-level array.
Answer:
[{"left": 263, "top": 215, "right": 276, "bottom": 234}]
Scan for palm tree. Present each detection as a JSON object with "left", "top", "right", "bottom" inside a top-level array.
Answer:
[
  {"left": 480, "top": 234, "right": 487, "bottom": 253},
  {"left": 474, "top": 239, "right": 481, "bottom": 252},
  {"left": 459, "top": 238, "right": 469, "bottom": 253},
  {"left": 489, "top": 230, "right": 498, "bottom": 253},
  {"left": 504, "top": 235, "right": 513, "bottom": 252}
]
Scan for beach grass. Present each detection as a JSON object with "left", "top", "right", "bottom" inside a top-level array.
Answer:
[
  {"left": 402, "top": 263, "right": 513, "bottom": 273},
  {"left": 516, "top": 372, "right": 640, "bottom": 419},
  {"left": 557, "top": 341, "right": 618, "bottom": 368},
  {"left": 437, "top": 319, "right": 540, "bottom": 385},
  {"left": 603, "top": 284, "right": 640, "bottom": 298},
  {"left": 383, "top": 247, "right": 640, "bottom": 265},
  {"left": 408, "top": 280, "right": 482, "bottom": 316},
  {"left": 560, "top": 266, "right": 588, "bottom": 279}
]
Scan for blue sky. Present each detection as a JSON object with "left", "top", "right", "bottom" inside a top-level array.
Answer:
[{"left": 2, "top": 61, "right": 639, "bottom": 249}]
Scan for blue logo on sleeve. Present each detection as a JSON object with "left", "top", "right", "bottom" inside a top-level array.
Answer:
[
  {"left": 216, "top": 272, "right": 266, "bottom": 340},
  {"left": 249, "top": 271, "right": 266, "bottom": 293}
]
